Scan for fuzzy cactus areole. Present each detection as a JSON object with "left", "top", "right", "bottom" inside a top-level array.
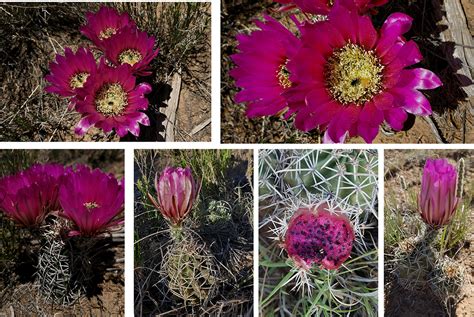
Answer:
[{"left": 285, "top": 205, "right": 354, "bottom": 270}]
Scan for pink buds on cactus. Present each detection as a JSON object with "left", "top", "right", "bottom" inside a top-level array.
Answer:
[
  {"left": 148, "top": 167, "right": 200, "bottom": 226},
  {"left": 418, "top": 159, "right": 459, "bottom": 228},
  {"left": 284, "top": 204, "right": 354, "bottom": 270}
]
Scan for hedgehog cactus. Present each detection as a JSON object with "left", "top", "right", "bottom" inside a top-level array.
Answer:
[
  {"left": 283, "top": 150, "right": 377, "bottom": 213},
  {"left": 163, "top": 232, "right": 220, "bottom": 305},
  {"left": 285, "top": 205, "right": 354, "bottom": 270},
  {"left": 260, "top": 149, "right": 378, "bottom": 307}
]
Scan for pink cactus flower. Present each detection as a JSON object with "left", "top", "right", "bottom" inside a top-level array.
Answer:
[
  {"left": 284, "top": 204, "right": 354, "bottom": 270},
  {"left": 148, "top": 167, "right": 200, "bottom": 226},
  {"left": 102, "top": 27, "right": 159, "bottom": 76},
  {"left": 276, "top": 0, "right": 389, "bottom": 15},
  {"left": 80, "top": 6, "right": 136, "bottom": 48},
  {"left": 230, "top": 15, "right": 301, "bottom": 117},
  {"left": 285, "top": 1, "right": 442, "bottom": 143},
  {"left": 74, "top": 61, "right": 151, "bottom": 137},
  {"left": 418, "top": 159, "right": 459, "bottom": 228},
  {"left": 58, "top": 165, "right": 124, "bottom": 237},
  {"left": 45, "top": 47, "right": 97, "bottom": 102},
  {"left": 0, "top": 164, "right": 67, "bottom": 227}
]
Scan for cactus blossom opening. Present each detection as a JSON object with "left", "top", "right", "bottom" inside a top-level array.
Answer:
[
  {"left": 418, "top": 159, "right": 459, "bottom": 228},
  {"left": 80, "top": 6, "right": 136, "bottom": 48},
  {"left": 58, "top": 165, "right": 124, "bottom": 236},
  {"left": 148, "top": 167, "right": 200, "bottom": 226},
  {"left": 0, "top": 164, "right": 67, "bottom": 227},
  {"left": 284, "top": 204, "right": 354, "bottom": 270}
]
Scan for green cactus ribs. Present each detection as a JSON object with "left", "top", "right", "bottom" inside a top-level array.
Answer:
[{"left": 163, "top": 231, "right": 220, "bottom": 305}]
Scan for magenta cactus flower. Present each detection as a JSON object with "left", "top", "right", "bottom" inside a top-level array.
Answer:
[
  {"left": 45, "top": 47, "right": 97, "bottom": 102},
  {"left": 418, "top": 159, "right": 460, "bottom": 228},
  {"left": 148, "top": 167, "right": 200, "bottom": 226},
  {"left": 80, "top": 6, "right": 136, "bottom": 48},
  {"left": 102, "top": 27, "right": 159, "bottom": 76},
  {"left": 285, "top": 2, "right": 442, "bottom": 143},
  {"left": 284, "top": 205, "right": 354, "bottom": 270},
  {"left": 0, "top": 164, "right": 67, "bottom": 227},
  {"left": 230, "top": 15, "right": 300, "bottom": 118},
  {"left": 58, "top": 165, "right": 124, "bottom": 236},
  {"left": 74, "top": 61, "right": 151, "bottom": 137},
  {"left": 276, "top": 0, "right": 389, "bottom": 15}
]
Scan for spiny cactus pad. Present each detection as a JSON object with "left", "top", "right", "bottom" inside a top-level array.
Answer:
[{"left": 284, "top": 205, "right": 354, "bottom": 270}]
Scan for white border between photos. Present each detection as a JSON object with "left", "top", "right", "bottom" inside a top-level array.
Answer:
[{"left": 1, "top": 0, "right": 474, "bottom": 316}]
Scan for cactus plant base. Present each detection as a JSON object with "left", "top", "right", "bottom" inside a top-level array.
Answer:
[
  {"left": 163, "top": 231, "right": 220, "bottom": 305},
  {"left": 284, "top": 205, "right": 354, "bottom": 270}
]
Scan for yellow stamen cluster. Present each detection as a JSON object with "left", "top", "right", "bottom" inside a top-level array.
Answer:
[
  {"left": 99, "top": 27, "right": 117, "bottom": 40},
  {"left": 328, "top": 0, "right": 334, "bottom": 6},
  {"left": 118, "top": 49, "right": 143, "bottom": 66},
  {"left": 276, "top": 61, "right": 292, "bottom": 89},
  {"left": 325, "top": 43, "right": 384, "bottom": 105},
  {"left": 84, "top": 201, "right": 99, "bottom": 210},
  {"left": 69, "top": 72, "right": 89, "bottom": 89},
  {"left": 95, "top": 83, "right": 128, "bottom": 116}
]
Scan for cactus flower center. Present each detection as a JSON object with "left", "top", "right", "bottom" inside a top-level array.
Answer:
[
  {"left": 325, "top": 43, "right": 384, "bottom": 105},
  {"left": 99, "top": 27, "right": 117, "bottom": 40},
  {"left": 95, "top": 83, "right": 128, "bottom": 116},
  {"left": 69, "top": 72, "right": 90, "bottom": 89},
  {"left": 83, "top": 201, "right": 99, "bottom": 210},
  {"left": 118, "top": 49, "right": 143, "bottom": 66},
  {"left": 277, "top": 60, "right": 292, "bottom": 89},
  {"left": 285, "top": 206, "right": 354, "bottom": 270}
]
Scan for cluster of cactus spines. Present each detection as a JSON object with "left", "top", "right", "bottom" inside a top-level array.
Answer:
[
  {"left": 162, "top": 231, "right": 220, "bottom": 305},
  {"left": 429, "top": 255, "right": 465, "bottom": 303},
  {"left": 260, "top": 149, "right": 378, "bottom": 216},
  {"left": 36, "top": 223, "right": 82, "bottom": 305}
]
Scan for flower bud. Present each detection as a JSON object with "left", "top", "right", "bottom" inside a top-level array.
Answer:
[
  {"left": 418, "top": 159, "right": 459, "bottom": 228},
  {"left": 149, "top": 167, "right": 200, "bottom": 226}
]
